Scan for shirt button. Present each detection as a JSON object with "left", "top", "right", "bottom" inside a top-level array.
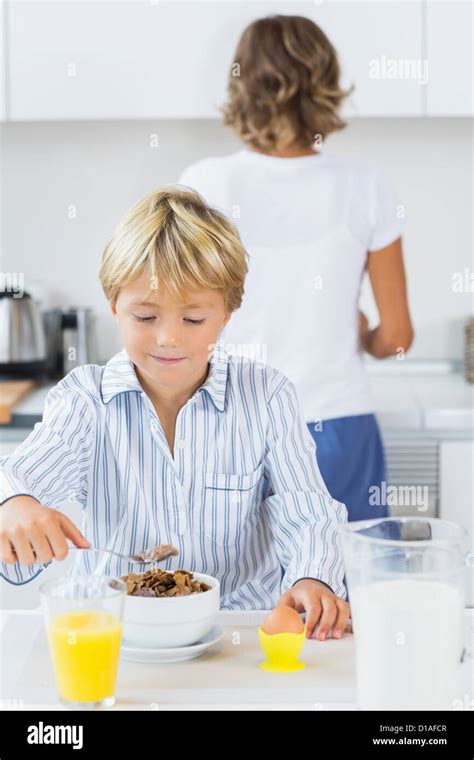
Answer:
[{"left": 176, "top": 439, "right": 186, "bottom": 450}]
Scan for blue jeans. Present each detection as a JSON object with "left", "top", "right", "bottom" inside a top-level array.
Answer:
[{"left": 307, "top": 413, "right": 388, "bottom": 522}]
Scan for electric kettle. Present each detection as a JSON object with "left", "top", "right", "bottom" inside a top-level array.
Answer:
[{"left": 0, "top": 291, "right": 47, "bottom": 377}]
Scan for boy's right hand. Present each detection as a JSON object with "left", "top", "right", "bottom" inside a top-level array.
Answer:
[{"left": 0, "top": 495, "right": 91, "bottom": 566}]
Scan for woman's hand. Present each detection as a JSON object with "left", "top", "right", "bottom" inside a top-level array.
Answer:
[{"left": 277, "top": 579, "right": 352, "bottom": 640}]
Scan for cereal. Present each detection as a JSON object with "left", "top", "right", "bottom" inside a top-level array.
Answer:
[
  {"left": 121, "top": 568, "right": 212, "bottom": 597},
  {"left": 132, "top": 543, "right": 179, "bottom": 563}
]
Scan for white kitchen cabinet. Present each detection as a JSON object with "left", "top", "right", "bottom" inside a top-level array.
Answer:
[
  {"left": 439, "top": 440, "right": 474, "bottom": 606},
  {"left": 8, "top": 0, "right": 424, "bottom": 120},
  {"left": 310, "top": 0, "right": 424, "bottom": 117},
  {"left": 426, "top": 0, "right": 473, "bottom": 116},
  {"left": 0, "top": 0, "right": 6, "bottom": 121},
  {"left": 8, "top": 0, "right": 232, "bottom": 120},
  {"left": 440, "top": 440, "right": 474, "bottom": 531}
]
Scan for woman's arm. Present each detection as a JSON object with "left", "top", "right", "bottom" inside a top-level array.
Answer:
[{"left": 360, "top": 236, "right": 414, "bottom": 358}]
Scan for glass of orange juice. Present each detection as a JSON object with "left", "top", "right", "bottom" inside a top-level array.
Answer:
[{"left": 39, "top": 575, "right": 126, "bottom": 709}]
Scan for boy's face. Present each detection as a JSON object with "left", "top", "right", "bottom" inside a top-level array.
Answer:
[{"left": 111, "top": 270, "right": 231, "bottom": 399}]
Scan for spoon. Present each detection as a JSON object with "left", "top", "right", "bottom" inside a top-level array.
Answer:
[{"left": 68, "top": 543, "right": 179, "bottom": 565}]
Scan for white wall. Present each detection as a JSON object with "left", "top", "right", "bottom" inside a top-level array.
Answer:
[{"left": 1, "top": 117, "right": 472, "bottom": 362}]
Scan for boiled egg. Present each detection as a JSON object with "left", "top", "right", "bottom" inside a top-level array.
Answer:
[{"left": 262, "top": 606, "right": 305, "bottom": 635}]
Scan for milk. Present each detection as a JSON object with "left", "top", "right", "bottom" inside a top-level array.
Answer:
[{"left": 350, "top": 579, "right": 465, "bottom": 710}]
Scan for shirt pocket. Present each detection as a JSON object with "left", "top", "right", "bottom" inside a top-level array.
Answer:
[{"left": 202, "top": 462, "right": 264, "bottom": 546}]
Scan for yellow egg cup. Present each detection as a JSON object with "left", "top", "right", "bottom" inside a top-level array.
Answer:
[{"left": 258, "top": 626, "right": 307, "bottom": 672}]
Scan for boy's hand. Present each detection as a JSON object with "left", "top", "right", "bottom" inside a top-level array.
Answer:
[
  {"left": 277, "top": 579, "right": 351, "bottom": 640},
  {"left": 0, "top": 495, "right": 91, "bottom": 566}
]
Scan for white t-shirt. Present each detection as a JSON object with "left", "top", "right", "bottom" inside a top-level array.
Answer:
[{"left": 178, "top": 149, "right": 404, "bottom": 422}]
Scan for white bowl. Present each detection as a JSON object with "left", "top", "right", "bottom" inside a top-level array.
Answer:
[{"left": 122, "top": 572, "right": 220, "bottom": 648}]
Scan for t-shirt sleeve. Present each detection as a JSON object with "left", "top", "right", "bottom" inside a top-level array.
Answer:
[{"left": 368, "top": 167, "right": 405, "bottom": 252}]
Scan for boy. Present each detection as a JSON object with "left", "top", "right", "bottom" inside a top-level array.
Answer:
[{"left": 0, "top": 187, "right": 350, "bottom": 640}]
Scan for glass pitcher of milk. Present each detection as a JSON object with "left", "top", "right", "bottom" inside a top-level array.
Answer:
[{"left": 340, "top": 517, "right": 468, "bottom": 710}]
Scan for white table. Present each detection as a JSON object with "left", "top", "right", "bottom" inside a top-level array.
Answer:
[{"left": 1, "top": 608, "right": 473, "bottom": 711}]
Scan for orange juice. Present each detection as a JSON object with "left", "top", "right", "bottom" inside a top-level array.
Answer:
[{"left": 47, "top": 610, "right": 122, "bottom": 703}]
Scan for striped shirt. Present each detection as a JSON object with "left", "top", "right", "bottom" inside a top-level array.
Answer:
[{"left": 0, "top": 344, "right": 348, "bottom": 608}]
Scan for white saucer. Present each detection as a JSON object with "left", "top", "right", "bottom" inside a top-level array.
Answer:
[{"left": 120, "top": 625, "right": 224, "bottom": 663}]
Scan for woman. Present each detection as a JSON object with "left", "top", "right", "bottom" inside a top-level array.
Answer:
[{"left": 178, "top": 14, "right": 414, "bottom": 521}]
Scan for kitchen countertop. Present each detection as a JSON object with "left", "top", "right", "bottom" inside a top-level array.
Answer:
[
  {"left": 367, "top": 372, "right": 474, "bottom": 431},
  {"left": 1, "top": 608, "right": 473, "bottom": 710},
  {"left": 3, "top": 364, "right": 473, "bottom": 433}
]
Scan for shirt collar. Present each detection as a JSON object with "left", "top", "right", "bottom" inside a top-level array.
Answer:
[{"left": 100, "top": 342, "right": 229, "bottom": 412}]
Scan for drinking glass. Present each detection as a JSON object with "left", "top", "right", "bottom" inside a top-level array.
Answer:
[
  {"left": 39, "top": 575, "right": 126, "bottom": 709},
  {"left": 340, "top": 517, "right": 468, "bottom": 710}
]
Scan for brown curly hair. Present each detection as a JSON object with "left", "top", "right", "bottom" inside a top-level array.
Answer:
[{"left": 221, "top": 15, "right": 354, "bottom": 151}]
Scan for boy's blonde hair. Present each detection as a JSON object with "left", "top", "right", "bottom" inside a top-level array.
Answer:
[
  {"left": 99, "top": 186, "right": 248, "bottom": 311},
  {"left": 222, "top": 15, "right": 353, "bottom": 151}
]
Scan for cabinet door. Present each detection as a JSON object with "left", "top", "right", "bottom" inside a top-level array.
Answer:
[
  {"left": 440, "top": 441, "right": 474, "bottom": 607},
  {"left": 8, "top": 0, "right": 424, "bottom": 120},
  {"left": 0, "top": 0, "right": 6, "bottom": 121},
  {"left": 426, "top": 0, "right": 473, "bottom": 115},
  {"left": 9, "top": 0, "right": 231, "bottom": 120},
  {"left": 309, "top": 0, "right": 424, "bottom": 117}
]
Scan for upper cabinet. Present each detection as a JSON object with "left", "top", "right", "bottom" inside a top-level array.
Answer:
[
  {"left": 2, "top": 0, "right": 472, "bottom": 121},
  {"left": 8, "top": 0, "right": 233, "bottom": 120},
  {"left": 310, "top": 1, "right": 424, "bottom": 117},
  {"left": 426, "top": 0, "right": 473, "bottom": 116}
]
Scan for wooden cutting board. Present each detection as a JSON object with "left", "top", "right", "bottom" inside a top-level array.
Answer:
[{"left": 0, "top": 380, "right": 36, "bottom": 424}]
